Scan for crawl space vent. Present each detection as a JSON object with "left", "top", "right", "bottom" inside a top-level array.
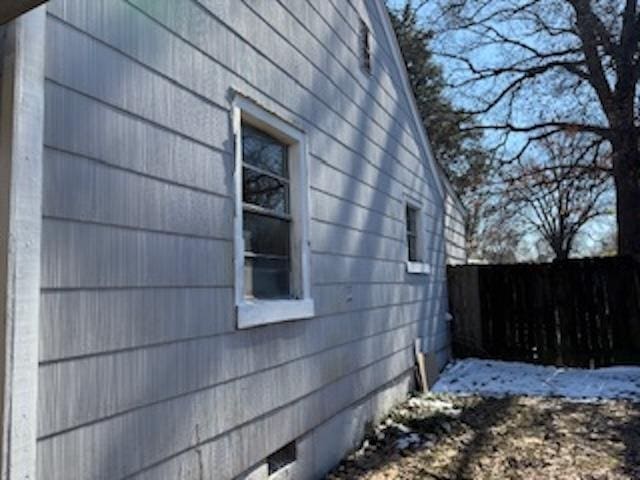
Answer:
[{"left": 267, "top": 441, "right": 296, "bottom": 475}]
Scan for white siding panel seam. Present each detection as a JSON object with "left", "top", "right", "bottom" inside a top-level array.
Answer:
[
  {"left": 314, "top": 279, "right": 439, "bottom": 288},
  {"left": 306, "top": 0, "right": 417, "bottom": 124},
  {"left": 41, "top": 216, "right": 232, "bottom": 243},
  {"left": 119, "top": 349, "right": 415, "bottom": 480},
  {"left": 309, "top": 249, "right": 411, "bottom": 263},
  {"left": 248, "top": 0, "right": 418, "bottom": 148},
  {"left": 57, "top": 0, "right": 438, "bottom": 206},
  {"left": 36, "top": 346, "right": 414, "bottom": 479},
  {"left": 38, "top": 322, "right": 418, "bottom": 438},
  {"left": 39, "top": 300, "right": 424, "bottom": 366},
  {"left": 338, "top": 0, "right": 396, "bottom": 64},
  {"left": 40, "top": 285, "right": 230, "bottom": 293},
  {"left": 44, "top": 145, "right": 231, "bottom": 199},
  {"left": 328, "top": 0, "right": 424, "bottom": 126},
  {"left": 127, "top": 367, "right": 414, "bottom": 480},
  {"left": 310, "top": 154, "right": 421, "bottom": 214},
  {"left": 186, "top": 0, "right": 434, "bottom": 190},
  {"left": 311, "top": 218, "right": 404, "bottom": 243},
  {"left": 45, "top": 78, "right": 228, "bottom": 155},
  {"left": 310, "top": 184, "right": 404, "bottom": 226}
]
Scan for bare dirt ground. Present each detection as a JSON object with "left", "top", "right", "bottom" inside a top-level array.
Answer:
[{"left": 327, "top": 394, "right": 640, "bottom": 480}]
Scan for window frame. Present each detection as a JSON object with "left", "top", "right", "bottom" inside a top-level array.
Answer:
[
  {"left": 233, "top": 97, "right": 314, "bottom": 329},
  {"left": 404, "top": 196, "right": 431, "bottom": 275},
  {"left": 241, "top": 125, "right": 292, "bottom": 299}
]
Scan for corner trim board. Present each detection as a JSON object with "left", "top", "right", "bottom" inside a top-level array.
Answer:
[{"left": 0, "top": 6, "right": 46, "bottom": 480}]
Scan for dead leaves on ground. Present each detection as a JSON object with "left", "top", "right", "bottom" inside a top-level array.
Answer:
[{"left": 327, "top": 395, "right": 640, "bottom": 480}]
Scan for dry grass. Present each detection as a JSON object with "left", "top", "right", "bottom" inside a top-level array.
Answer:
[{"left": 327, "top": 394, "right": 640, "bottom": 480}]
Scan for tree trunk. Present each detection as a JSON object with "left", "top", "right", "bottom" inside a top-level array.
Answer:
[
  {"left": 612, "top": 129, "right": 640, "bottom": 255},
  {"left": 549, "top": 235, "right": 569, "bottom": 261}
]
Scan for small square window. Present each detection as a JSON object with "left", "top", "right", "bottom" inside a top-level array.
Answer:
[
  {"left": 405, "top": 199, "right": 431, "bottom": 275},
  {"left": 406, "top": 205, "right": 419, "bottom": 262},
  {"left": 360, "top": 19, "right": 372, "bottom": 75},
  {"left": 233, "top": 97, "right": 315, "bottom": 328}
]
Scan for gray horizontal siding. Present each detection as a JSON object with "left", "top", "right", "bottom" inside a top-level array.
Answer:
[
  {"left": 38, "top": 346, "right": 414, "bottom": 480},
  {"left": 46, "top": 0, "right": 438, "bottom": 207},
  {"left": 311, "top": 159, "right": 403, "bottom": 221},
  {"left": 39, "top": 323, "right": 418, "bottom": 437},
  {"left": 39, "top": 288, "right": 235, "bottom": 361},
  {"left": 311, "top": 221, "right": 407, "bottom": 261},
  {"left": 312, "top": 189, "right": 405, "bottom": 240},
  {"left": 44, "top": 84, "right": 232, "bottom": 196},
  {"left": 37, "top": 0, "right": 452, "bottom": 478},
  {"left": 43, "top": 148, "right": 233, "bottom": 239},
  {"left": 246, "top": 0, "right": 424, "bottom": 160},
  {"left": 46, "top": 16, "right": 229, "bottom": 150},
  {"left": 313, "top": 253, "right": 406, "bottom": 285},
  {"left": 313, "top": 283, "right": 435, "bottom": 318},
  {"left": 444, "top": 191, "right": 467, "bottom": 265},
  {"left": 132, "top": 370, "right": 414, "bottom": 480},
  {"left": 130, "top": 354, "right": 413, "bottom": 480},
  {"left": 41, "top": 219, "right": 233, "bottom": 289}
]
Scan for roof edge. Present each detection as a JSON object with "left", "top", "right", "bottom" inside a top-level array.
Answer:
[
  {"left": 372, "top": 0, "right": 467, "bottom": 214},
  {"left": 0, "top": 1, "right": 47, "bottom": 25}
]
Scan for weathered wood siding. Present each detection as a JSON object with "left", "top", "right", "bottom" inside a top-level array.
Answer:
[{"left": 37, "top": 1, "right": 450, "bottom": 478}]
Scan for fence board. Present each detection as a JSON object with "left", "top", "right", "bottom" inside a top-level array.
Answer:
[{"left": 448, "top": 256, "right": 640, "bottom": 368}]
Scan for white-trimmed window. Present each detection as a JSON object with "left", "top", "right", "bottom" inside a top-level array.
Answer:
[
  {"left": 233, "top": 97, "right": 314, "bottom": 329},
  {"left": 405, "top": 197, "right": 431, "bottom": 275}
]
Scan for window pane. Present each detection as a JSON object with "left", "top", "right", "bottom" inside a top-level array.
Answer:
[
  {"left": 407, "top": 234, "right": 418, "bottom": 262},
  {"left": 406, "top": 206, "right": 417, "bottom": 234},
  {"left": 242, "top": 125, "right": 288, "bottom": 177},
  {"left": 243, "top": 211, "right": 290, "bottom": 257},
  {"left": 244, "top": 257, "right": 290, "bottom": 299},
  {"left": 243, "top": 167, "right": 289, "bottom": 214}
]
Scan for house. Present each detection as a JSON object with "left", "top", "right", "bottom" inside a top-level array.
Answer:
[
  {"left": 0, "top": 1, "right": 466, "bottom": 479},
  {"left": 444, "top": 179, "right": 468, "bottom": 266}
]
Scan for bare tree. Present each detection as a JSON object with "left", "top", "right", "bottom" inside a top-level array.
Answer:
[
  {"left": 500, "top": 135, "right": 613, "bottom": 260},
  {"left": 475, "top": 213, "right": 522, "bottom": 263},
  {"left": 593, "top": 228, "right": 618, "bottom": 256},
  {"left": 415, "top": 0, "right": 640, "bottom": 255},
  {"left": 387, "top": 2, "right": 493, "bottom": 260}
]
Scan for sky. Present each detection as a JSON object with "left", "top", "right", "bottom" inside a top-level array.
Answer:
[{"left": 385, "top": 0, "right": 618, "bottom": 259}]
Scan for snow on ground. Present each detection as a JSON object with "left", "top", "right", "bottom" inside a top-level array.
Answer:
[{"left": 432, "top": 358, "right": 640, "bottom": 401}]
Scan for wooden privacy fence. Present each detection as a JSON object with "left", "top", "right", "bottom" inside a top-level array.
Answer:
[{"left": 447, "top": 256, "right": 640, "bottom": 368}]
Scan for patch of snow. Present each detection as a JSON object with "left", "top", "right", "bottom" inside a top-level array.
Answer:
[
  {"left": 395, "top": 433, "right": 422, "bottom": 450},
  {"left": 407, "top": 397, "right": 462, "bottom": 417},
  {"left": 432, "top": 358, "right": 640, "bottom": 401},
  {"left": 353, "top": 439, "right": 371, "bottom": 458},
  {"left": 384, "top": 419, "right": 412, "bottom": 433}
]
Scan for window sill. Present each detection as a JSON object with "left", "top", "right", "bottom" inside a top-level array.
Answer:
[
  {"left": 407, "top": 261, "right": 431, "bottom": 275},
  {"left": 237, "top": 298, "right": 315, "bottom": 329}
]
